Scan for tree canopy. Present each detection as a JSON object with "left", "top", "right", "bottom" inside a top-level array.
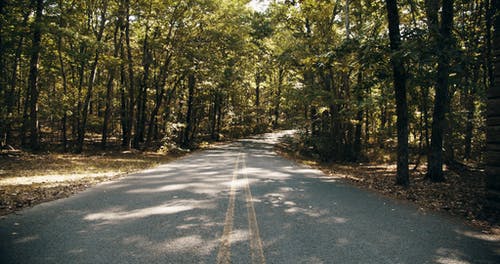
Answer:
[{"left": 0, "top": 0, "right": 496, "bottom": 188}]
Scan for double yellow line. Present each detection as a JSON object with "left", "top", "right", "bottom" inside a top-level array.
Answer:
[{"left": 217, "top": 153, "right": 266, "bottom": 264}]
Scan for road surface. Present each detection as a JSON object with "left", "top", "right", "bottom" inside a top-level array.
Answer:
[{"left": 1, "top": 132, "right": 499, "bottom": 263}]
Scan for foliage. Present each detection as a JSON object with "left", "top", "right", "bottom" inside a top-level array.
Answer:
[{"left": 0, "top": 0, "right": 493, "bottom": 184}]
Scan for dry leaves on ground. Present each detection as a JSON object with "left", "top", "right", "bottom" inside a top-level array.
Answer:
[{"left": 0, "top": 150, "right": 184, "bottom": 216}]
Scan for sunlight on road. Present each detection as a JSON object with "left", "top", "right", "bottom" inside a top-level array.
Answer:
[
  {"left": 84, "top": 199, "right": 214, "bottom": 223},
  {"left": 1, "top": 132, "right": 497, "bottom": 263}
]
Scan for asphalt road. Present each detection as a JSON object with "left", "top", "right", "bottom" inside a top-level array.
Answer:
[{"left": 1, "top": 132, "right": 499, "bottom": 264}]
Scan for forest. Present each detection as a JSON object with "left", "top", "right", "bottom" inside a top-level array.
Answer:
[{"left": 0, "top": 0, "right": 498, "bottom": 195}]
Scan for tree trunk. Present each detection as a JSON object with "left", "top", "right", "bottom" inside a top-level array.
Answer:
[
  {"left": 427, "top": 0, "right": 454, "bottom": 182},
  {"left": 273, "top": 67, "right": 283, "bottom": 129},
  {"left": 255, "top": 69, "right": 261, "bottom": 130},
  {"left": 485, "top": 0, "right": 500, "bottom": 217},
  {"left": 216, "top": 93, "right": 223, "bottom": 141},
  {"left": 182, "top": 74, "right": 196, "bottom": 148},
  {"left": 133, "top": 23, "right": 151, "bottom": 149},
  {"left": 255, "top": 70, "right": 260, "bottom": 107},
  {"left": 145, "top": 54, "right": 173, "bottom": 148},
  {"left": 4, "top": 11, "right": 29, "bottom": 146},
  {"left": 102, "top": 19, "right": 122, "bottom": 149},
  {"left": 0, "top": 0, "right": 5, "bottom": 147},
  {"left": 464, "top": 69, "right": 479, "bottom": 160},
  {"left": 385, "top": 0, "right": 409, "bottom": 186},
  {"left": 485, "top": 0, "right": 495, "bottom": 91},
  {"left": 57, "top": 25, "right": 69, "bottom": 151},
  {"left": 364, "top": 86, "right": 370, "bottom": 144},
  {"left": 353, "top": 0, "right": 363, "bottom": 159},
  {"left": 354, "top": 71, "right": 363, "bottom": 159},
  {"left": 421, "top": 85, "right": 430, "bottom": 150},
  {"left": 124, "top": 0, "right": 134, "bottom": 149},
  {"left": 118, "top": 9, "right": 129, "bottom": 148},
  {"left": 26, "top": 0, "right": 44, "bottom": 150},
  {"left": 73, "top": 44, "right": 86, "bottom": 144},
  {"left": 76, "top": 3, "right": 108, "bottom": 153},
  {"left": 345, "top": 0, "right": 350, "bottom": 37},
  {"left": 120, "top": 70, "right": 129, "bottom": 147},
  {"left": 211, "top": 91, "right": 221, "bottom": 140}
]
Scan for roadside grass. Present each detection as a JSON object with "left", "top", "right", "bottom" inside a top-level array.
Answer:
[
  {"left": 0, "top": 149, "right": 185, "bottom": 216},
  {"left": 275, "top": 134, "right": 499, "bottom": 235}
]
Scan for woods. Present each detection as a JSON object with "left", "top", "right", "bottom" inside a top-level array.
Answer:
[{"left": 0, "top": 0, "right": 497, "bottom": 193}]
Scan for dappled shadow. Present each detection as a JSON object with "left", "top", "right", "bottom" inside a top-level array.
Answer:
[{"left": 0, "top": 131, "right": 498, "bottom": 263}]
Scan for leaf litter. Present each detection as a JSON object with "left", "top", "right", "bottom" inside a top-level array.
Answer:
[{"left": 0, "top": 149, "right": 184, "bottom": 216}]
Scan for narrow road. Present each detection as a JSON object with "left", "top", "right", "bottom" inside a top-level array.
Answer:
[{"left": 1, "top": 132, "right": 498, "bottom": 263}]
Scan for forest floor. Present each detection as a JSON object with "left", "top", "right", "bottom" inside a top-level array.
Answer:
[
  {"left": 275, "top": 134, "right": 500, "bottom": 235},
  {"left": 0, "top": 146, "right": 191, "bottom": 216}
]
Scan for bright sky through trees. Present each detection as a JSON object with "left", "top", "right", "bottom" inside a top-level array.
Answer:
[{"left": 247, "top": 0, "right": 270, "bottom": 12}]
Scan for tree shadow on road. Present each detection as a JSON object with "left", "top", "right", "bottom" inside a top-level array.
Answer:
[{"left": 1, "top": 134, "right": 498, "bottom": 263}]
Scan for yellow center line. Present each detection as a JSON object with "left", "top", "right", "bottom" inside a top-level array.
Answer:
[
  {"left": 217, "top": 153, "right": 241, "bottom": 264},
  {"left": 242, "top": 154, "right": 266, "bottom": 264}
]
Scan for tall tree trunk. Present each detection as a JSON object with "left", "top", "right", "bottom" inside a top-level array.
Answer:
[
  {"left": 133, "top": 23, "right": 151, "bottom": 149},
  {"left": 73, "top": 44, "right": 86, "bottom": 143},
  {"left": 464, "top": 94, "right": 474, "bottom": 159},
  {"left": 353, "top": 0, "right": 363, "bottom": 159},
  {"left": 102, "top": 19, "right": 123, "bottom": 149},
  {"left": 124, "top": 0, "right": 134, "bottom": 149},
  {"left": 57, "top": 27, "right": 69, "bottom": 151},
  {"left": 485, "top": 0, "right": 495, "bottom": 91},
  {"left": 216, "top": 93, "right": 223, "bottom": 141},
  {"left": 4, "top": 11, "right": 29, "bottom": 146},
  {"left": 76, "top": 3, "right": 108, "bottom": 153},
  {"left": 119, "top": 22, "right": 130, "bottom": 148},
  {"left": 379, "top": 85, "right": 387, "bottom": 148},
  {"left": 26, "top": 0, "right": 44, "bottom": 150},
  {"left": 182, "top": 74, "right": 195, "bottom": 148},
  {"left": 427, "top": 0, "right": 454, "bottom": 182},
  {"left": 364, "top": 85, "right": 371, "bottom": 144},
  {"left": 55, "top": 0, "right": 69, "bottom": 151},
  {"left": 211, "top": 91, "right": 220, "bottom": 140},
  {"left": 144, "top": 57, "right": 179, "bottom": 148},
  {"left": 485, "top": 0, "right": 500, "bottom": 217},
  {"left": 385, "top": 0, "right": 409, "bottom": 186},
  {"left": 273, "top": 67, "right": 283, "bottom": 129},
  {"left": 421, "top": 85, "right": 430, "bottom": 150},
  {"left": 146, "top": 80, "right": 166, "bottom": 149},
  {"left": 120, "top": 70, "right": 129, "bottom": 146},
  {"left": 254, "top": 69, "right": 262, "bottom": 131},
  {"left": 255, "top": 70, "right": 260, "bottom": 107},
  {"left": 464, "top": 68, "right": 479, "bottom": 160},
  {"left": 345, "top": 0, "right": 350, "bottom": 37},
  {"left": 0, "top": 0, "right": 5, "bottom": 147},
  {"left": 354, "top": 71, "right": 363, "bottom": 158}
]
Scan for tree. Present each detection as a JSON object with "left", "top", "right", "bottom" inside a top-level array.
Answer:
[
  {"left": 24, "top": 0, "right": 44, "bottom": 150},
  {"left": 0, "top": 0, "right": 492, "bottom": 185},
  {"left": 76, "top": 1, "right": 108, "bottom": 153},
  {"left": 101, "top": 2, "right": 124, "bottom": 149},
  {"left": 384, "top": 0, "right": 409, "bottom": 186},
  {"left": 485, "top": 0, "right": 500, "bottom": 216},
  {"left": 427, "top": 0, "right": 455, "bottom": 182},
  {"left": 182, "top": 73, "right": 196, "bottom": 148}
]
